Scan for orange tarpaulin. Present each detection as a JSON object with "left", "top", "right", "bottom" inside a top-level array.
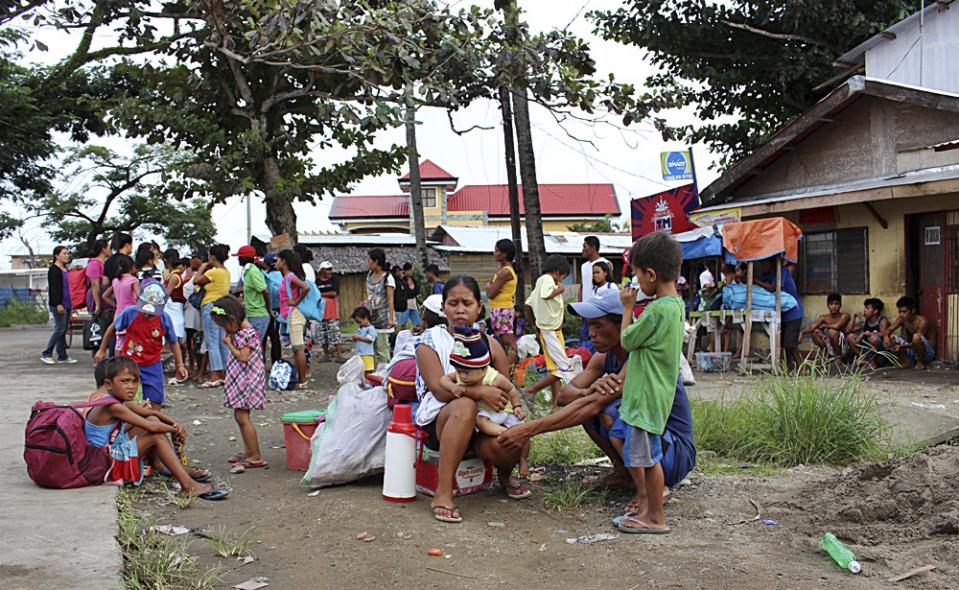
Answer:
[{"left": 722, "top": 217, "right": 803, "bottom": 263}]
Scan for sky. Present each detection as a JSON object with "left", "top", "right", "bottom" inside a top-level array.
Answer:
[{"left": 0, "top": 0, "right": 722, "bottom": 268}]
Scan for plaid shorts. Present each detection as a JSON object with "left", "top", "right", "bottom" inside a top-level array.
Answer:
[{"left": 317, "top": 319, "right": 341, "bottom": 347}]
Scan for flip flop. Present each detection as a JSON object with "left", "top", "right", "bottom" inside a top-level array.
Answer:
[
  {"left": 159, "top": 467, "right": 212, "bottom": 483},
  {"left": 505, "top": 482, "right": 532, "bottom": 500},
  {"left": 432, "top": 504, "right": 463, "bottom": 523},
  {"left": 197, "top": 489, "right": 230, "bottom": 501},
  {"left": 198, "top": 380, "right": 223, "bottom": 389},
  {"left": 612, "top": 511, "right": 640, "bottom": 526},
  {"left": 236, "top": 460, "right": 268, "bottom": 469},
  {"left": 227, "top": 455, "right": 246, "bottom": 464},
  {"left": 616, "top": 516, "right": 670, "bottom": 535}
]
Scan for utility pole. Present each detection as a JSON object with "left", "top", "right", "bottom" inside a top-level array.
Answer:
[
  {"left": 499, "top": 85, "right": 525, "bottom": 300},
  {"left": 404, "top": 86, "right": 429, "bottom": 273}
]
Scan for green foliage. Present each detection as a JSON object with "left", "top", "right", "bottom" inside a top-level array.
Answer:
[
  {"left": 527, "top": 428, "right": 603, "bottom": 466},
  {"left": 540, "top": 479, "right": 607, "bottom": 512},
  {"left": 34, "top": 144, "right": 215, "bottom": 255},
  {"left": 591, "top": 1, "right": 914, "bottom": 164},
  {"left": 0, "top": 299, "right": 48, "bottom": 328},
  {"left": 567, "top": 215, "right": 626, "bottom": 233},
  {"left": 691, "top": 366, "right": 889, "bottom": 466}
]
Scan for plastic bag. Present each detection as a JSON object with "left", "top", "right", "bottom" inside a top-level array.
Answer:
[
  {"left": 517, "top": 334, "right": 540, "bottom": 359},
  {"left": 301, "top": 356, "right": 391, "bottom": 488},
  {"left": 679, "top": 353, "right": 696, "bottom": 386},
  {"left": 268, "top": 359, "right": 297, "bottom": 391}
]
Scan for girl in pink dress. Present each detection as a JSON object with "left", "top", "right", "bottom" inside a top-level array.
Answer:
[
  {"left": 210, "top": 295, "right": 267, "bottom": 469},
  {"left": 111, "top": 256, "right": 141, "bottom": 314}
]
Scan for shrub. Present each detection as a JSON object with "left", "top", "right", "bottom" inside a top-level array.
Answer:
[
  {"left": 692, "top": 363, "right": 889, "bottom": 466},
  {"left": 0, "top": 299, "right": 48, "bottom": 328}
]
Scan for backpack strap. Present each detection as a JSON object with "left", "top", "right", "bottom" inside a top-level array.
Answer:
[{"left": 70, "top": 395, "right": 121, "bottom": 409}]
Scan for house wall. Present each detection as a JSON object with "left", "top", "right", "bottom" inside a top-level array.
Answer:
[
  {"left": 736, "top": 97, "right": 959, "bottom": 199},
  {"left": 865, "top": 4, "right": 959, "bottom": 94},
  {"left": 742, "top": 193, "right": 959, "bottom": 361},
  {"left": 342, "top": 216, "right": 610, "bottom": 234}
]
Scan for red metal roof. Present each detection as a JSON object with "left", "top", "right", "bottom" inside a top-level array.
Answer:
[
  {"left": 399, "top": 159, "right": 457, "bottom": 181},
  {"left": 328, "top": 195, "right": 409, "bottom": 218},
  {"left": 330, "top": 183, "right": 619, "bottom": 220},
  {"left": 450, "top": 184, "right": 619, "bottom": 216}
]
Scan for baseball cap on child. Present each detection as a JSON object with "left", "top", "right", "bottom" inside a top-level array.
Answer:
[
  {"left": 567, "top": 288, "right": 624, "bottom": 319},
  {"left": 450, "top": 327, "right": 490, "bottom": 369},
  {"left": 137, "top": 283, "right": 168, "bottom": 315},
  {"left": 233, "top": 245, "right": 257, "bottom": 258},
  {"left": 422, "top": 294, "right": 445, "bottom": 317},
  {"left": 263, "top": 252, "right": 278, "bottom": 266},
  {"left": 319, "top": 261, "right": 333, "bottom": 270}
]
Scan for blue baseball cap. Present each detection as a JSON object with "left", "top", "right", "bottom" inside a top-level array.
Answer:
[{"left": 568, "top": 288, "right": 624, "bottom": 319}]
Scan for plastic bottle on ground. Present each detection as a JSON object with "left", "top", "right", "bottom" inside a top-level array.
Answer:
[{"left": 820, "top": 532, "right": 862, "bottom": 574}]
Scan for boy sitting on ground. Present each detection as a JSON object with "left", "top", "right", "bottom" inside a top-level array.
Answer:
[
  {"left": 615, "top": 231, "right": 685, "bottom": 535},
  {"left": 846, "top": 298, "right": 889, "bottom": 368},
  {"left": 799, "top": 292, "right": 851, "bottom": 364},
  {"left": 884, "top": 296, "right": 937, "bottom": 370}
]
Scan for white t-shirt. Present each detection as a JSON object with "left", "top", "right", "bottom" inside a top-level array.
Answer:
[
  {"left": 699, "top": 269, "right": 715, "bottom": 289},
  {"left": 580, "top": 257, "right": 611, "bottom": 301},
  {"left": 303, "top": 263, "right": 316, "bottom": 283}
]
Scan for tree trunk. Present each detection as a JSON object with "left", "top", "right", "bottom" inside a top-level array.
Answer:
[
  {"left": 498, "top": 85, "right": 525, "bottom": 301},
  {"left": 261, "top": 155, "right": 298, "bottom": 243},
  {"left": 511, "top": 85, "right": 546, "bottom": 278},
  {"left": 405, "top": 87, "right": 429, "bottom": 273}
]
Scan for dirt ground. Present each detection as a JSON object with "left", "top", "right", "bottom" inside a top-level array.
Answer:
[{"left": 140, "top": 360, "right": 959, "bottom": 590}]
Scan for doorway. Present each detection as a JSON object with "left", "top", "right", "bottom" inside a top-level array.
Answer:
[{"left": 906, "top": 212, "right": 948, "bottom": 360}]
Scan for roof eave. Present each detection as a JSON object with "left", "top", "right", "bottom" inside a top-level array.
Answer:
[{"left": 701, "top": 77, "right": 959, "bottom": 205}]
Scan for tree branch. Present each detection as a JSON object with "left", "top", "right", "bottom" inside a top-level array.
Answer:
[
  {"left": 445, "top": 110, "right": 494, "bottom": 135},
  {"left": 721, "top": 20, "right": 838, "bottom": 52}
]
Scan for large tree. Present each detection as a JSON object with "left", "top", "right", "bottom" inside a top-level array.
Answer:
[
  {"left": 591, "top": 0, "right": 914, "bottom": 163},
  {"left": 32, "top": 144, "right": 216, "bottom": 255}
]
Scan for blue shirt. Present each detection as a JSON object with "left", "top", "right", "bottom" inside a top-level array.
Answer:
[
  {"left": 760, "top": 270, "right": 804, "bottom": 323},
  {"left": 354, "top": 325, "right": 377, "bottom": 356},
  {"left": 432, "top": 282, "right": 445, "bottom": 295},
  {"left": 662, "top": 380, "right": 696, "bottom": 487}
]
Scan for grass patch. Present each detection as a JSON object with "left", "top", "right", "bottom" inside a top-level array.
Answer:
[
  {"left": 540, "top": 480, "right": 607, "bottom": 512},
  {"left": 527, "top": 428, "right": 604, "bottom": 466},
  {"left": 692, "top": 362, "right": 890, "bottom": 467},
  {"left": 116, "top": 488, "right": 221, "bottom": 590},
  {"left": 0, "top": 300, "right": 48, "bottom": 328},
  {"left": 206, "top": 525, "right": 255, "bottom": 558},
  {"left": 694, "top": 451, "right": 781, "bottom": 477}
]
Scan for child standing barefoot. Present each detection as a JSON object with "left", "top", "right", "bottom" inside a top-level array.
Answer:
[{"left": 211, "top": 296, "right": 268, "bottom": 469}]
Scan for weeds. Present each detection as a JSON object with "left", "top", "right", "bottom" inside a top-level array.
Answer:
[
  {"left": 527, "top": 428, "right": 604, "bottom": 466},
  {"left": 116, "top": 488, "right": 221, "bottom": 590},
  {"left": 540, "top": 480, "right": 607, "bottom": 512},
  {"left": 0, "top": 299, "right": 48, "bottom": 328},
  {"left": 206, "top": 525, "right": 255, "bottom": 558},
  {"left": 161, "top": 488, "right": 198, "bottom": 510},
  {"left": 693, "top": 361, "right": 890, "bottom": 466}
]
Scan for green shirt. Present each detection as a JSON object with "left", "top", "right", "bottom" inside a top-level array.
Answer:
[
  {"left": 242, "top": 264, "right": 269, "bottom": 318},
  {"left": 619, "top": 295, "right": 685, "bottom": 435}
]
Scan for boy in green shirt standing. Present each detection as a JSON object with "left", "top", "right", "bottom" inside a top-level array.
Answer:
[{"left": 616, "top": 231, "right": 685, "bottom": 535}]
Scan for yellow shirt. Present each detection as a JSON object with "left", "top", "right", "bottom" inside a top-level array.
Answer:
[
  {"left": 524, "top": 274, "right": 564, "bottom": 331},
  {"left": 201, "top": 267, "right": 231, "bottom": 305},
  {"left": 457, "top": 366, "right": 511, "bottom": 414},
  {"left": 489, "top": 265, "right": 517, "bottom": 309}
]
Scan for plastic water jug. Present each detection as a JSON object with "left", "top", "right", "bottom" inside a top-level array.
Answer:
[{"left": 382, "top": 404, "right": 417, "bottom": 502}]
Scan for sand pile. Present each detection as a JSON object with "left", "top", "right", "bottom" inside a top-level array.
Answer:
[{"left": 800, "top": 445, "right": 959, "bottom": 546}]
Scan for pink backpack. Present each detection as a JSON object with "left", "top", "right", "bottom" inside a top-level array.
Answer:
[{"left": 24, "top": 396, "right": 120, "bottom": 489}]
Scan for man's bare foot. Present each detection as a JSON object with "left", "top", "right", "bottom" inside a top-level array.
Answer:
[
  {"left": 915, "top": 362, "right": 927, "bottom": 370},
  {"left": 500, "top": 474, "right": 532, "bottom": 499},
  {"left": 589, "top": 470, "right": 634, "bottom": 491}
]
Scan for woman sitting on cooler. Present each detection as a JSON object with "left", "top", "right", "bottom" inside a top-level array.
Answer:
[{"left": 414, "top": 275, "right": 530, "bottom": 523}]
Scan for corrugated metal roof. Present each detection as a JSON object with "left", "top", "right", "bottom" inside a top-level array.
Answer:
[
  {"left": 433, "top": 225, "right": 632, "bottom": 255},
  {"left": 328, "top": 195, "right": 409, "bottom": 218},
  {"left": 298, "top": 233, "right": 428, "bottom": 246},
  {"left": 329, "top": 183, "right": 619, "bottom": 220},
  {"left": 450, "top": 184, "right": 619, "bottom": 216}
]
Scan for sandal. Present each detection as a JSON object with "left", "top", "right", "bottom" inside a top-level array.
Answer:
[
  {"left": 198, "top": 380, "right": 224, "bottom": 389},
  {"left": 617, "top": 515, "right": 670, "bottom": 535},
  {"left": 235, "top": 460, "right": 268, "bottom": 469},
  {"left": 505, "top": 481, "right": 532, "bottom": 500},
  {"left": 432, "top": 504, "right": 463, "bottom": 523},
  {"left": 227, "top": 454, "right": 246, "bottom": 464},
  {"left": 197, "top": 489, "right": 230, "bottom": 501}
]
